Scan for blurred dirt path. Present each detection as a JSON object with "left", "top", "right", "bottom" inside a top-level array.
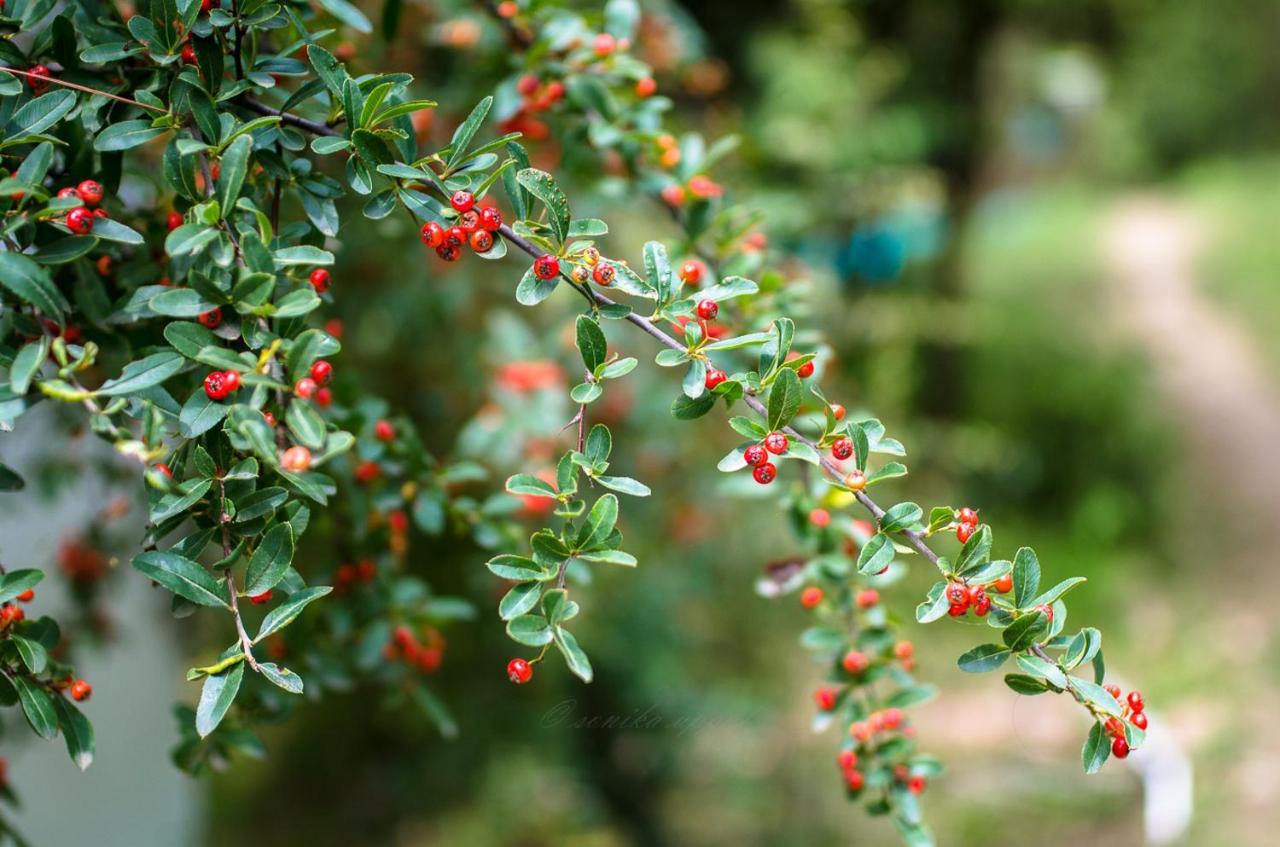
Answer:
[{"left": 1103, "top": 196, "right": 1280, "bottom": 552}]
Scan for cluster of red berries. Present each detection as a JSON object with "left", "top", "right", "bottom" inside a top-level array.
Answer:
[
  {"left": 501, "top": 74, "right": 564, "bottom": 141},
  {"left": 0, "top": 590, "right": 31, "bottom": 626},
  {"left": 55, "top": 179, "right": 109, "bottom": 235},
  {"left": 1104, "top": 685, "right": 1148, "bottom": 758},
  {"left": 507, "top": 657, "right": 533, "bottom": 684},
  {"left": 294, "top": 358, "right": 333, "bottom": 407},
  {"left": 384, "top": 625, "right": 445, "bottom": 673},
  {"left": 421, "top": 191, "right": 502, "bottom": 262},
  {"left": 659, "top": 173, "right": 724, "bottom": 208},
  {"left": 544, "top": 245, "right": 621, "bottom": 290},
  {"left": 944, "top": 571, "right": 1012, "bottom": 618},
  {"left": 333, "top": 559, "right": 378, "bottom": 594},
  {"left": 203, "top": 368, "right": 242, "bottom": 400},
  {"left": 743, "top": 431, "right": 789, "bottom": 485},
  {"left": 955, "top": 506, "right": 980, "bottom": 543}
]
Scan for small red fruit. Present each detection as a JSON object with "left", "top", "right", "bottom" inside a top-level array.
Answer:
[
  {"left": 696, "top": 299, "right": 718, "bottom": 320},
  {"left": 593, "top": 32, "right": 616, "bottom": 57},
  {"left": 813, "top": 686, "right": 837, "bottom": 711},
  {"left": 837, "top": 749, "right": 858, "bottom": 770},
  {"left": 70, "top": 680, "right": 92, "bottom": 701},
  {"left": 309, "top": 268, "right": 330, "bottom": 293},
  {"left": 679, "top": 260, "right": 703, "bottom": 285},
  {"left": 65, "top": 206, "right": 94, "bottom": 234},
  {"left": 799, "top": 586, "right": 823, "bottom": 609},
  {"left": 1127, "top": 691, "right": 1144, "bottom": 714},
  {"left": 458, "top": 210, "right": 481, "bottom": 232},
  {"left": 796, "top": 359, "right": 815, "bottom": 378},
  {"left": 167, "top": 210, "right": 183, "bottom": 231},
  {"left": 704, "top": 368, "right": 727, "bottom": 390},
  {"left": 281, "top": 445, "right": 311, "bottom": 473},
  {"left": 534, "top": 254, "right": 560, "bottom": 279},
  {"left": 1131, "top": 711, "right": 1149, "bottom": 730},
  {"left": 355, "top": 461, "right": 381, "bottom": 483},
  {"left": 507, "top": 658, "right": 533, "bottom": 684},
  {"left": 436, "top": 244, "right": 461, "bottom": 262},
  {"left": 27, "top": 65, "right": 51, "bottom": 94},
  {"left": 203, "top": 371, "right": 231, "bottom": 400},
  {"left": 993, "top": 573, "right": 1014, "bottom": 594},
  {"left": 844, "top": 769, "right": 865, "bottom": 791},
  {"left": 1035, "top": 603, "right": 1055, "bottom": 622},
  {"left": 311, "top": 360, "right": 332, "bottom": 385},
  {"left": 181, "top": 43, "right": 196, "bottom": 64},
  {"left": 15, "top": 589, "right": 34, "bottom": 603},
  {"left": 830, "top": 403, "right": 846, "bottom": 421},
  {"left": 764, "top": 432, "right": 788, "bottom": 455},
  {"left": 198, "top": 308, "right": 222, "bottom": 329},
  {"left": 973, "top": 595, "right": 991, "bottom": 617},
  {"left": 945, "top": 583, "right": 969, "bottom": 607},
  {"left": 831, "top": 437, "right": 853, "bottom": 461},
  {"left": 375, "top": 420, "right": 395, "bottom": 441},
  {"left": 809, "top": 508, "right": 830, "bottom": 528},
  {"left": 294, "top": 377, "right": 317, "bottom": 399},
  {"left": 450, "top": 190, "right": 474, "bottom": 213},
  {"left": 517, "top": 74, "right": 539, "bottom": 96},
  {"left": 635, "top": 77, "right": 657, "bottom": 98},
  {"left": 420, "top": 221, "right": 445, "bottom": 247},
  {"left": 844, "top": 470, "right": 867, "bottom": 491},
  {"left": 315, "top": 387, "right": 331, "bottom": 408},
  {"left": 661, "top": 185, "right": 685, "bottom": 207},
  {"left": 956, "top": 522, "right": 975, "bottom": 543},
  {"left": 444, "top": 226, "right": 467, "bottom": 247},
  {"left": 479, "top": 206, "right": 503, "bottom": 231},
  {"left": 948, "top": 604, "right": 968, "bottom": 617},
  {"left": 249, "top": 590, "right": 273, "bottom": 605},
  {"left": 1104, "top": 683, "right": 1122, "bottom": 699},
  {"left": 894, "top": 641, "right": 914, "bottom": 660},
  {"left": 856, "top": 589, "right": 879, "bottom": 609},
  {"left": 842, "top": 650, "right": 869, "bottom": 674},
  {"left": 154, "top": 464, "right": 173, "bottom": 479},
  {"left": 221, "top": 370, "right": 240, "bottom": 393},
  {"left": 957, "top": 507, "right": 979, "bottom": 525},
  {"left": 76, "top": 180, "right": 104, "bottom": 207},
  {"left": 752, "top": 462, "right": 776, "bottom": 485},
  {"left": 591, "top": 262, "right": 616, "bottom": 286},
  {"left": 57, "top": 187, "right": 79, "bottom": 200},
  {"left": 1111, "top": 737, "right": 1129, "bottom": 759},
  {"left": 743, "top": 444, "right": 768, "bottom": 467},
  {"left": 907, "top": 775, "right": 927, "bottom": 795}
]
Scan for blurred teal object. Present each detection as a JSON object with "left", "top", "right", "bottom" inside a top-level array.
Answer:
[{"left": 839, "top": 202, "right": 947, "bottom": 286}]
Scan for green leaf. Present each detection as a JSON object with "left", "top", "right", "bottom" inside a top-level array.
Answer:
[
  {"left": 447, "top": 96, "right": 493, "bottom": 170},
  {"left": 245, "top": 524, "right": 294, "bottom": 596},
  {"left": 10, "top": 339, "right": 49, "bottom": 396},
  {"left": 506, "top": 614, "right": 554, "bottom": 646},
  {"left": 1031, "top": 577, "right": 1087, "bottom": 608},
  {"left": 1002, "top": 611, "right": 1049, "bottom": 651},
  {"left": 554, "top": 627, "right": 593, "bottom": 682},
  {"left": 576, "top": 315, "right": 607, "bottom": 373},
  {"left": 90, "top": 217, "right": 145, "bottom": 245},
  {"left": 505, "top": 474, "right": 557, "bottom": 497},
  {"left": 179, "top": 389, "right": 233, "bottom": 438},
  {"left": 499, "top": 582, "right": 541, "bottom": 621},
  {"left": 515, "top": 266, "right": 558, "bottom": 306},
  {"left": 577, "top": 494, "right": 618, "bottom": 551},
  {"left": 1016, "top": 654, "right": 1069, "bottom": 689},
  {"left": 196, "top": 662, "right": 244, "bottom": 737},
  {"left": 217, "top": 135, "right": 252, "bottom": 217},
  {"left": 286, "top": 400, "right": 327, "bottom": 450},
  {"left": 516, "top": 168, "right": 571, "bottom": 245},
  {"left": 409, "top": 682, "right": 458, "bottom": 739},
  {"left": 1004, "top": 674, "right": 1051, "bottom": 696},
  {"left": 316, "top": 0, "right": 372, "bottom": 32},
  {"left": 766, "top": 368, "right": 802, "bottom": 430},
  {"left": 578, "top": 549, "right": 637, "bottom": 566},
  {"left": 132, "top": 551, "right": 228, "bottom": 608},
  {"left": 865, "top": 462, "right": 908, "bottom": 486},
  {"left": 1013, "top": 547, "right": 1041, "bottom": 608},
  {"left": 1082, "top": 722, "right": 1110, "bottom": 774},
  {"left": 955, "top": 524, "right": 992, "bottom": 572},
  {"left": 8, "top": 90, "right": 76, "bottom": 136},
  {"left": 94, "top": 119, "right": 168, "bottom": 151},
  {"left": 258, "top": 662, "right": 304, "bottom": 694},
  {"left": 96, "top": 351, "right": 185, "bottom": 396},
  {"left": 594, "top": 475, "right": 650, "bottom": 497},
  {"left": 14, "top": 677, "right": 58, "bottom": 740},
  {"left": 32, "top": 236, "right": 98, "bottom": 265},
  {"left": 254, "top": 587, "right": 332, "bottom": 640},
  {"left": 0, "top": 569, "right": 43, "bottom": 604},
  {"left": 856, "top": 533, "right": 895, "bottom": 575},
  {"left": 1072, "top": 678, "right": 1125, "bottom": 718},
  {"left": 671, "top": 391, "right": 716, "bottom": 420},
  {"left": 957, "top": 644, "right": 1011, "bottom": 673},
  {"left": 879, "top": 502, "right": 923, "bottom": 534},
  {"left": 11, "top": 635, "right": 47, "bottom": 674},
  {"left": 165, "top": 223, "right": 220, "bottom": 257},
  {"left": 53, "top": 698, "right": 95, "bottom": 771},
  {"left": 0, "top": 252, "right": 69, "bottom": 322},
  {"left": 486, "top": 554, "right": 547, "bottom": 582}
]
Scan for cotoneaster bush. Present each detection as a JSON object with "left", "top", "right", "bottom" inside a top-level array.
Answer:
[{"left": 0, "top": 1, "right": 1146, "bottom": 844}]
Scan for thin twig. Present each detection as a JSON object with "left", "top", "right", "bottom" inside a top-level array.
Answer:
[{"left": 0, "top": 67, "right": 166, "bottom": 113}]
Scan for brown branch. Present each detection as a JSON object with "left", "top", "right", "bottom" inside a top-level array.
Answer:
[{"left": 0, "top": 67, "right": 166, "bottom": 113}]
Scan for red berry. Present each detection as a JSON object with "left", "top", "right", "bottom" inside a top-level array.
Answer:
[
  {"left": 1111, "top": 737, "right": 1129, "bottom": 759},
  {"left": 956, "top": 522, "right": 975, "bottom": 543},
  {"left": 830, "top": 403, "right": 846, "bottom": 421},
  {"left": 837, "top": 749, "right": 858, "bottom": 770},
  {"left": 945, "top": 583, "right": 969, "bottom": 607},
  {"left": 957, "top": 507, "right": 979, "bottom": 526},
  {"left": 661, "top": 185, "right": 685, "bottom": 207},
  {"left": 856, "top": 589, "right": 879, "bottom": 609},
  {"left": 167, "top": 210, "right": 183, "bottom": 231},
  {"left": 450, "top": 190, "right": 474, "bottom": 213},
  {"left": 844, "top": 768, "right": 865, "bottom": 791},
  {"left": 202, "top": 0, "right": 214, "bottom": 11},
  {"left": 842, "top": 650, "right": 869, "bottom": 674},
  {"left": 310, "top": 360, "right": 333, "bottom": 385},
  {"left": 679, "top": 260, "right": 703, "bottom": 285},
  {"left": 993, "top": 573, "right": 1014, "bottom": 594},
  {"left": 831, "top": 437, "right": 853, "bottom": 461},
  {"left": 375, "top": 419, "right": 395, "bottom": 441},
  {"left": 15, "top": 589, "right": 34, "bottom": 603},
  {"left": 1131, "top": 711, "right": 1149, "bottom": 730},
  {"left": 76, "top": 180, "right": 104, "bottom": 207},
  {"left": 507, "top": 657, "right": 532, "bottom": 684},
  {"left": 894, "top": 641, "right": 914, "bottom": 660},
  {"left": 70, "top": 679, "right": 92, "bottom": 702},
  {"left": 635, "top": 76, "right": 657, "bottom": 97},
  {"left": 743, "top": 444, "right": 767, "bottom": 467},
  {"left": 704, "top": 368, "right": 727, "bottom": 390},
  {"left": 517, "top": 74, "right": 539, "bottom": 96},
  {"left": 65, "top": 207, "right": 94, "bottom": 235},
  {"left": 973, "top": 595, "right": 991, "bottom": 617},
  {"left": 249, "top": 589, "right": 273, "bottom": 605},
  {"left": 57, "top": 187, "right": 79, "bottom": 200},
  {"left": 1104, "top": 683, "right": 1122, "bottom": 699},
  {"left": 444, "top": 226, "right": 467, "bottom": 247},
  {"left": 1035, "top": 603, "right": 1054, "bottom": 622},
  {"left": 93, "top": 208, "right": 109, "bottom": 218},
  {"left": 294, "top": 377, "right": 317, "bottom": 399},
  {"left": 813, "top": 686, "right": 837, "bottom": 711},
  {"left": 281, "top": 445, "right": 311, "bottom": 473},
  {"left": 809, "top": 508, "right": 830, "bottom": 528},
  {"left": 844, "top": 469, "right": 867, "bottom": 491},
  {"left": 458, "top": 210, "right": 481, "bottom": 232},
  {"left": 948, "top": 604, "right": 968, "bottom": 617},
  {"left": 796, "top": 359, "right": 815, "bottom": 379},
  {"left": 967, "top": 584, "right": 986, "bottom": 605},
  {"left": 752, "top": 462, "right": 776, "bottom": 485},
  {"left": 534, "top": 254, "right": 560, "bottom": 280},
  {"left": 204, "top": 371, "right": 230, "bottom": 400},
  {"left": 436, "top": 244, "right": 461, "bottom": 262},
  {"left": 460, "top": 229, "right": 488, "bottom": 252},
  {"left": 388, "top": 510, "right": 409, "bottom": 533},
  {"left": 799, "top": 586, "right": 823, "bottom": 609},
  {"left": 1106, "top": 716, "right": 1126, "bottom": 737},
  {"left": 198, "top": 308, "right": 222, "bottom": 329},
  {"left": 479, "top": 206, "right": 503, "bottom": 231},
  {"left": 27, "top": 65, "right": 51, "bottom": 94},
  {"left": 696, "top": 299, "right": 718, "bottom": 320},
  {"left": 591, "top": 262, "right": 616, "bottom": 286},
  {"left": 181, "top": 43, "right": 196, "bottom": 64},
  {"left": 907, "top": 775, "right": 926, "bottom": 795},
  {"left": 764, "top": 432, "right": 788, "bottom": 454},
  {"left": 420, "top": 221, "right": 445, "bottom": 247},
  {"left": 593, "top": 32, "right": 616, "bottom": 57},
  {"left": 309, "top": 268, "right": 330, "bottom": 293},
  {"left": 154, "top": 463, "right": 173, "bottom": 479},
  {"left": 355, "top": 460, "right": 381, "bottom": 483},
  {"left": 1127, "top": 691, "right": 1144, "bottom": 714}
]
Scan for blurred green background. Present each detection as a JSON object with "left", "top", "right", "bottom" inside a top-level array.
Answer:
[{"left": 12, "top": 0, "right": 1280, "bottom": 844}]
